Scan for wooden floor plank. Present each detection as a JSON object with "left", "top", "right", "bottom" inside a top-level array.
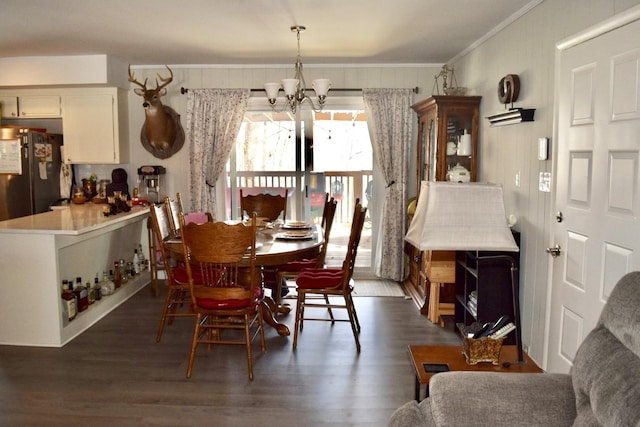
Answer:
[{"left": 0, "top": 284, "right": 459, "bottom": 426}]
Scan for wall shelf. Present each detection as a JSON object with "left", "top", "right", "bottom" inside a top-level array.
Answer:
[{"left": 487, "top": 108, "right": 535, "bottom": 126}]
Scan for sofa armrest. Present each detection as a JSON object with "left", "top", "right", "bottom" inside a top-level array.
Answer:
[{"left": 424, "top": 372, "right": 575, "bottom": 426}]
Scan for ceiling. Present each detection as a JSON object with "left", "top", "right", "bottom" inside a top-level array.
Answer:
[{"left": 0, "top": 0, "right": 537, "bottom": 66}]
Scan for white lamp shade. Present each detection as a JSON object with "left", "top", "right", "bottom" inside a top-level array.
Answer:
[
  {"left": 405, "top": 181, "right": 519, "bottom": 252},
  {"left": 312, "top": 79, "right": 331, "bottom": 97},
  {"left": 264, "top": 82, "right": 281, "bottom": 99},
  {"left": 281, "top": 78, "right": 299, "bottom": 96}
]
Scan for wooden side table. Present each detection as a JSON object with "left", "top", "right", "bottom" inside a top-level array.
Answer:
[{"left": 408, "top": 345, "right": 543, "bottom": 400}]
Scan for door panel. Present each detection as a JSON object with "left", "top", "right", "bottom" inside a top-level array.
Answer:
[{"left": 549, "top": 16, "right": 640, "bottom": 373}]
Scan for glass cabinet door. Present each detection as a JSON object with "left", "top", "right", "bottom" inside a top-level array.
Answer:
[
  {"left": 412, "top": 96, "right": 480, "bottom": 185},
  {"left": 445, "top": 113, "right": 474, "bottom": 182},
  {"left": 427, "top": 119, "right": 437, "bottom": 181}
]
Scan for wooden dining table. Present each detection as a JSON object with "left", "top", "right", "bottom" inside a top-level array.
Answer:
[{"left": 164, "top": 223, "right": 324, "bottom": 337}]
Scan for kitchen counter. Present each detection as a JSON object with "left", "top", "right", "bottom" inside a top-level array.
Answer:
[
  {"left": 0, "top": 203, "right": 148, "bottom": 235},
  {"left": 0, "top": 204, "right": 150, "bottom": 347}
]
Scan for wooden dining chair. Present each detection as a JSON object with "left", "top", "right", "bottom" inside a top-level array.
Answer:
[
  {"left": 165, "top": 192, "right": 213, "bottom": 233},
  {"left": 149, "top": 203, "right": 197, "bottom": 343},
  {"left": 274, "top": 195, "right": 338, "bottom": 304},
  {"left": 179, "top": 212, "right": 266, "bottom": 380},
  {"left": 292, "top": 202, "right": 367, "bottom": 352},
  {"left": 164, "top": 194, "right": 184, "bottom": 237},
  {"left": 240, "top": 188, "right": 288, "bottom": 221}
]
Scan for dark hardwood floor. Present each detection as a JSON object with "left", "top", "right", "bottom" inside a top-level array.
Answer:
[{"left": 0, "top": 285, "right": 460, "bottom": 426}]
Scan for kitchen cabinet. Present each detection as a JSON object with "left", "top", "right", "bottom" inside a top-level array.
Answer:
[
  {"left": 0, "top": 96, "right": 18, "bottom": 118},
  {"left": 61, "top": 88, "right": 129, "bottom": 164},
  {"left": 405, "top": 96, "right": 481, "bottom": 316},
  {"left": 0, "top": 204, "right": 149, "bottom": 347},
  {"left": 0, "top": 94, "right": 61, "bottom": 118},
  {"left": 454, "top": 231, "right": 520, "bottom": 345}
]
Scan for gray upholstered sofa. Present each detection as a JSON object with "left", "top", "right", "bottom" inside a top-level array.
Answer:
[{"left": 389, "top": 271, "right": 640, "bottom": 427}]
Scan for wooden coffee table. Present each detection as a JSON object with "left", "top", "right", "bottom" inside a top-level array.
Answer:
[{"left": 408, "top": 345, "right": 543, "bottom": 400}]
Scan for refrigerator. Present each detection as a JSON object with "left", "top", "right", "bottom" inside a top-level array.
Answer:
[{"left": 0, "top": 128, "right": 64, "bottom": 221}]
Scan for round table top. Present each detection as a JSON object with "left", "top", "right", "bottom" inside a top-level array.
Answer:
[
  {"left": 253, "top": 224, "right": 323, "bottom": 266},
  {"left": 163, "top": 223, "right": 324, "bottom": 267}
]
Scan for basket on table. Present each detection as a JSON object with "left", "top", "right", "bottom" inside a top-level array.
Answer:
[{"left": 457, "top": 323, "right": 505, "bottom": 365}]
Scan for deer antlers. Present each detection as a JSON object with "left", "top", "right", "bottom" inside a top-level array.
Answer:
[{"left": 128, "top": 65, "right": 173, "bottom": 92}]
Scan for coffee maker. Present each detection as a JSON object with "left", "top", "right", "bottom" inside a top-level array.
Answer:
[{"left": 137, "top": 165, "right": 166, "bottom": 203}]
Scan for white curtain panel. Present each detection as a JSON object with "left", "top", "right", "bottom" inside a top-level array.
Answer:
[
  {"left": 363, "top": 88, "right": 414, "bottom": 281},
  {"left": 185, "top": 89, "right": 249, "bottom": 218}
]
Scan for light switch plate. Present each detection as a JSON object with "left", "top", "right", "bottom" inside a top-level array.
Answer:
[
  {"left": 538, "top": 137, "right": 549, "bottom": 160},
  {"left": 539, "top": 172, "right": 551, "bottom": 192}
]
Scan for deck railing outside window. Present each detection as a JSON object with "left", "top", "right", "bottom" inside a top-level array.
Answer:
[{"left": 229, "top": 170, "right": 373, "bottom": 224}]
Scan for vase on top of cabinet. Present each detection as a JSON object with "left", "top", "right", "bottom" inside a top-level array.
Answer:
[{"left": 405, "top": 95, "right": 481, "bottom": 318}]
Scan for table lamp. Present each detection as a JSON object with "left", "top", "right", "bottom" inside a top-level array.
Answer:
[{"left": 405, "top": 181, "right": 523, "bottom": 362}]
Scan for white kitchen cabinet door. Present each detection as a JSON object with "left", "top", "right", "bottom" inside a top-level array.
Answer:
[
  {"left": 0, "top": 96, "right": 18, "bottom": 118},
  {"left": 62, "top": 89, "right": 128, "bottom": 164},
  {"left": 18, "top": 95, "right": 61, "bottom": 117}
]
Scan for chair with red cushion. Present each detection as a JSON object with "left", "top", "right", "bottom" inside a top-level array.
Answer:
[
  {"left": 292, "top": 202, "right": 367, "bottom": 352},
  {"left": 180, "top": 213, "right": 265, "bottom": 380},
  {"left": 274, "top": 195, "right": 338, "bottom": 304},
  {"left": 149, "top": 203, "right": 199, "bottom": 342}
]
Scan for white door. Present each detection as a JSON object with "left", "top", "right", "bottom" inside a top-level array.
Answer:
[{"left": 547, "top": 13, "right": 640, "bottom": 373}]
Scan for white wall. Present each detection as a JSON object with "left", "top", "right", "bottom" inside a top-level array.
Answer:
[
  {"left": 124, "top": 64, "right": 441, "bottom": 210},
  {"left": 451, "top": 0, "right": 640, "bottom": 362}
]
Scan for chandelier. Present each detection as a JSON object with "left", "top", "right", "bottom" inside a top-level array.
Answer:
[{"left": 264, "top": 25, "right": 331, "bottom": 113}]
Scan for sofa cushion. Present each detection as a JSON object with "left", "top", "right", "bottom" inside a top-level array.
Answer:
[
  {"left": 571, "top": 271, "right": 640, "bottom": 426},
  {"left": 388, "top": 399, "right": 436, "bottom": 427},
  {"left": 571, "top": 326, "right": 640, "bottom": 426}
]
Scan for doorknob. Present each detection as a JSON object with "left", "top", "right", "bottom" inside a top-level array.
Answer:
[{"left": 546, "top": 245, "right": 561, "bottom": 258}]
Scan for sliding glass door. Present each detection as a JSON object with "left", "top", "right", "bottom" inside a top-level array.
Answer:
[{"left": 226, "top": 96, "right": 374, "bottom": 272}]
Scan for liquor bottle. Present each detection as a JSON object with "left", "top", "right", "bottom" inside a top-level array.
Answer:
[
  {"left": 86, "top": 279, "right": 95, "bottom": 305},
  {"left": 133, "top": 249, "right": 140, "bottom": 274},
  {"left": 100, "top": 271, "right": 115, "bottom": 296},
  {"left": 137, "top": 244, "right": 147, "bottom": 271},
  {"left": 119, "top": 259, "right": 128, "bottom": 285},
  {"left": 74, "top": 277, "right": 89, "bottom": 312},
  {"left": 68, "top": 279, "right": 79, "bottom": 313},
  {"left": 61, "top": 280, "right": 76, "bottom": 323},
  {"left": 93, "top": 276, "right": 102, "bottom": 301},
  {"left": 113, "top": 261, "right": 123, "bottom": 288}
]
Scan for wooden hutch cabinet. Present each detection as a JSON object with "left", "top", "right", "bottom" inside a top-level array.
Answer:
[{"left": 405, "top": 96, "right": 481, "bottom": 317}]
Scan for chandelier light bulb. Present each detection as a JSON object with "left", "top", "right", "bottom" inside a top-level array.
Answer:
[
  {"left": 264, "top": 82, "right": 282, "bottom": 104},
  {"left": 281, "top": 79, "right": 299, "bottom": 97}
]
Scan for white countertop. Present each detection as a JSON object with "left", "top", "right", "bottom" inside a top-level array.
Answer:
[{"left": 0, "top": 203, "right": 149, "bottom": 235}]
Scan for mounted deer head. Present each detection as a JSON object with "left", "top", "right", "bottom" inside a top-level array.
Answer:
[{"left": 128, "top": 65, "right": 184, "bottom": 159}]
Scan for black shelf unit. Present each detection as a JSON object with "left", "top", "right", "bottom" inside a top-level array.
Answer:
[{"left": 454, "top": 231, "right": 521, "bottom": 345}]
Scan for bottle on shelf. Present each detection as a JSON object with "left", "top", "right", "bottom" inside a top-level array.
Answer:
[
  {"left": 113, "top": 261, "right": 123, "bottom": 288},
  {"left": 133, "top": 248, "right": 140, "bottom": 274},
  {"left": 100, "top": 271, "right": 115, "bottom": 296},
  {"left": 126, "top": 262, "right": 134, "bottom": 278},
  {"left": 119, "top": 259, "right": 128, "bottom": 285},
  {"left": 68, "top": 279, "right": 79, "bottom": 313},
  {"left": 93, "top": 276, "right": 102, "bottom": 301},
  {"left": 61, "top": 280, "right": 77, "bottom": 324},
  {"left": 86, "top": 279, "right": 95, "bottom": 305},
  {"left": 137, "top": 244, "right": 147, "bottom": 271},
  {"left": 74, "top": 277, "right": 89, "bottom": 312}
]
